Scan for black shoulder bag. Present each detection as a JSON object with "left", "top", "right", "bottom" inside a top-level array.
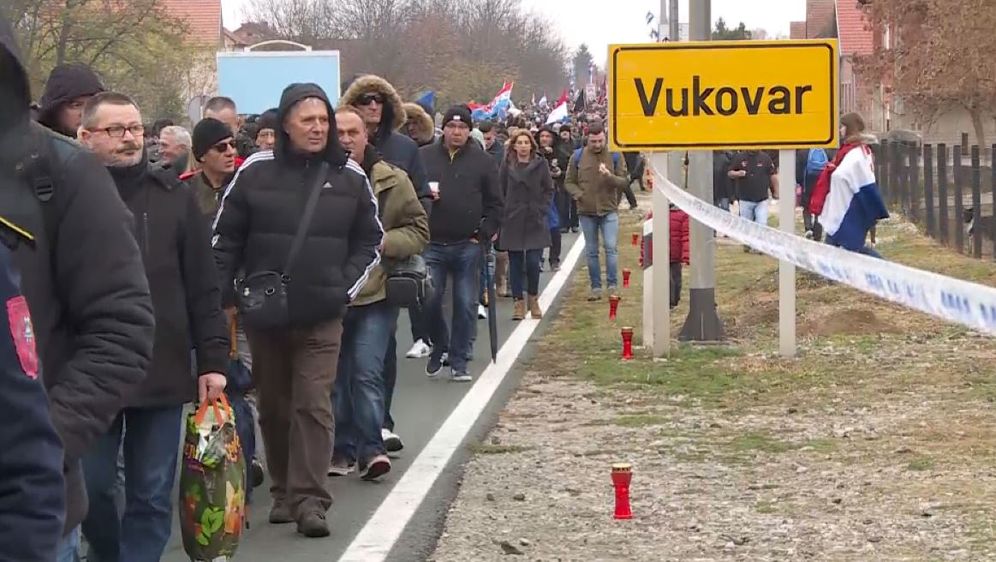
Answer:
[
  {"left": 236, "top": 162, "right": 328, "bottom": 329},
  {"left": 375, "top": 190, "right": 432, "bottom": 308}
]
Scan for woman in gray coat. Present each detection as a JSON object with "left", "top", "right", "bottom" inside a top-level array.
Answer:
[{"left": 498, "top": 130, "right": 554, "bottom": 320}]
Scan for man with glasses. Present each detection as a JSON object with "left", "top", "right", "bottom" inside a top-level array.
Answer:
[{"left": 77, "top": 92, "right": 230, "bottom": 562}]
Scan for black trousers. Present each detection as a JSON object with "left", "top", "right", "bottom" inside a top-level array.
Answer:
[
  {"left": 669, "top": 262, "right": 682, "bottom": 308},
  {"left": 548, "top": 228, "right": 562, "bottom": 265}
]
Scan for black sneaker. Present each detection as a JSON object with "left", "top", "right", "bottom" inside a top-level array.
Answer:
[
  {"left": 426, "top": 354, "right": 444, "bottom": 377},
  {"left": 297, "top": 512, "right": 330, "bottom": 537},
  {"left": 249, "top": 459, "right": 264, "bottom": 489}
]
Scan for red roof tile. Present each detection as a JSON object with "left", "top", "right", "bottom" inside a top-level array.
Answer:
[
  {"left": 837, "top": 0, "right": 875, "bottom": 56},
  {"left": 161, "top": 0, "right": 222, "bottom": 46}
]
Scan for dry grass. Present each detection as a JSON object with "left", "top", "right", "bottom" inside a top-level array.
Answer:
[{"left": 432, "top": 207, "right": 996, "bottom": 562}]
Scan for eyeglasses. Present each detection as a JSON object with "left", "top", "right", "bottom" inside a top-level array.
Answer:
[
  {"left": 211, "top": 139, "right": 237, "bottom": 153},
  {"left": 94, "top": 124, "right": 145, "bottom": 138},
  {"left": 357, "top": 93, "right": 385, "bottom": 106}
]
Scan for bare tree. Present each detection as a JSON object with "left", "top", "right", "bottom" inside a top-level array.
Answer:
[{"left": 243, "top": 0, "right": 568, "bottom": 107}]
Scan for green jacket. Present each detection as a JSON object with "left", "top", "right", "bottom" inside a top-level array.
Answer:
[
  {"left": 564, "top": 147, "right": 630, "bottom": 216},
  {"left": 352, "top": 158, "right": 429, "bottom": 307}
]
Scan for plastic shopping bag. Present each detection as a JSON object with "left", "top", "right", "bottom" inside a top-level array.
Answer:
[{"left": 179, "top": 395, "right": 246, "bottom": 561}]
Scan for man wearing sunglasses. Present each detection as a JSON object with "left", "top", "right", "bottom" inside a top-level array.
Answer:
[
  {"left": 77, "top": 92, "right": 230, "bottom": 562},
  {"left": 341, "top": 75, "right": 434, "bottom": 453},
  {"left": 188, "top": 117, "right": 238, "bottom": 217}
]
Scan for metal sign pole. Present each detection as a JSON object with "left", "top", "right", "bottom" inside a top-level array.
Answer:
[
  {"left": 778, "top": 149, "right": 797, "bottom": 357},
  {"left": 679, "top": 0, "right": 724, "bottom": 342},
  {"left": 652, "top": 153, "right": 671, "bottom": 357}
]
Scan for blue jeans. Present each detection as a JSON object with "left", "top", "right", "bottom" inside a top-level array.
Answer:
[
  {"left": 739, "top": 199, "right": 769, "bottom": 226},
  {"left": 426, "top": 241, "right": 481, "bottom": 374},
  {"left": 56, "top": 527, "right": 80, "bottom": 562},
  {"left": 579, "top": 213, "right": 619, "bottom": 290},
  {"left": 333, "top": 300, "right": 398, "bottom": 463},
  {"left": 508, "top": 249, "right": 543, "bottom": 297},
  {"left": 81, "top": 405, "right": 183, "bottom": 562}
]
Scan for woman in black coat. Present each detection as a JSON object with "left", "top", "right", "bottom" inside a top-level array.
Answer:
[{"left": 498, "top": 130, "right": 554, "bottom": 321}]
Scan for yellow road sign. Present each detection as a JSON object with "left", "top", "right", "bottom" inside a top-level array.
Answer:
[{"left": 608, "top": 40, "right": 839, "bottom": 151}]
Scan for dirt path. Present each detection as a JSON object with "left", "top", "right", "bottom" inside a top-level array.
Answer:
[{"left": 430, "top": 210, "right": 996, "bottom": 562}]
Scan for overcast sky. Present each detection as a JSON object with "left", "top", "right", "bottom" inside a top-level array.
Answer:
[{"left": 222, "top": 0, "right": 807, "bottom": 64}]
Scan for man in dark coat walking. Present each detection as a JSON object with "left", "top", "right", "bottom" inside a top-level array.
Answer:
[
  {"left": 214, "top": 82, "right": 383, "bottom": 538},
  {"left": 0, "top": 18, "right": 155, "bottom": 560},
  {"left": 76, "top": 92, "right": 229, "bottom": 562},
  {"left": 0, "top": 242, "right": 66, "bottom": 562}
]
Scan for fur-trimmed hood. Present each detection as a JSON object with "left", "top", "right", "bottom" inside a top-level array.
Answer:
[
  {"left": 402, "top": 102, "right": 435, "bottom": 146},
  {"left": 339, "top": 75, "right": 406, "bottom": 138}
]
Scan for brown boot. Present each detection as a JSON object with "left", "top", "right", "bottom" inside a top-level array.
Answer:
[
  {"left": 527, "top": 295, "right": 543, "bottom": 319},
  {"left": 512, "top": 298, "right": 526, "bottom": 321}
]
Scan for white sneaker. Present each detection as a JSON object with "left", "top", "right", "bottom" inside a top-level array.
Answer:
[
  {"left": 382, "top": 428, "right": 404, "bottom": 454},
  {"left": 450, "top": 368, "right": 473, "bottom": 383},
  {"left": 405, "top": 339, "right": 432, "bottom": 359},
  {"left": 478, "top": 304, "right": 488, "bottom": 319}
]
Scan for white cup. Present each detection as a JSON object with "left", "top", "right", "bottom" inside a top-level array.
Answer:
[{"left": 429, "top": 181, "right": 440, "bottom": 198}]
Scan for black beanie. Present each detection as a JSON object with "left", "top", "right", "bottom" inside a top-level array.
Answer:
[
  {"left": 192, "top": 117, "right": 232, "bottom": 160},
  {"left": 442, "top": 105, "right": 472, "bottom": 128},
  {"left": 256, "top": 108, "right": 278, "bottom": 135}
]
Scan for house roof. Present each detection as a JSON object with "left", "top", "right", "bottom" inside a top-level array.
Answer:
[
  {"left": 806, "top": 0, "right": 837, "bottom": 38},
  {"left": 837, "top": 0, "right": 875, "bottom": 56},
  {"left": 160, "top": 0, "right": 222, "bottom": 46}
]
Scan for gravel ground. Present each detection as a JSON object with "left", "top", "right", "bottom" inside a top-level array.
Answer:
[{"left": 430, "top": 213, "right": 996, "bottom": 562}]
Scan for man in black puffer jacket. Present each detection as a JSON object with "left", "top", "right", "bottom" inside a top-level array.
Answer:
[
  {"left": 213, "top": 82, "right": 383, "bottom": 538},
  {"left": 1, "top": 19, "right": 155, "bottom": 559},
  {"left": 76, "top": 91, "right": 229, "bottom": 562}
]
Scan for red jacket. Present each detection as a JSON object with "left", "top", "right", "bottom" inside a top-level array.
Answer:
[
  {"left": 669, "top": 207, "right": 690, "bottom": 264},
  {"left": 808, "top": 143, "right": 860, "bottom": 216}
]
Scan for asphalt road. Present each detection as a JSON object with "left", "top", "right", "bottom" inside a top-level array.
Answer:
[{"left": 161, "top": 233, "right": 580, "bottom": 562}]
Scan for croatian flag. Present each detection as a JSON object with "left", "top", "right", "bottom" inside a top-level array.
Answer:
[
  {"left": 545, "top": 90, "right": 570, "bottom": 124},
  {"left": 818, "top": 144, "right": 889, "bottom": 251},
  {"left": 471, "top": 82, "right": 514, "bottom": 121}
]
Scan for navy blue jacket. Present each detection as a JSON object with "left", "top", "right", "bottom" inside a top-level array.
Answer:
[
  {"left": 378, "top": 131, "right": 432, "bottom": 211},
  {"left": 0, "top": 243, "right": 65, "bottom": 562}
]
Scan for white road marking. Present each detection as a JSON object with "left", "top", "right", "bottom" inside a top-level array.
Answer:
[{"left": 339, "top": 235, "right": 586, "bottom": 561}]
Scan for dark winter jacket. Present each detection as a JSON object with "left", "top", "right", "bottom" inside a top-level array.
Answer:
[
  {"left": 36, "top": 63, "right": 104, "bottom": 137},
  {"left": 110, "top": 158, "right": 229, "bottom": 407},
  {"left": 0, "top": 19, "right": 154, "bottom": 533},
  {"left": 420, "top": 139, "right": 503, "bottom": 244},
  {"left": 498, "top": 156, "right": 554, "bottom": 251},
  {"left": 713, "top": 150, "right": 734, "bottom": 203},
  {"left": 340, "top": 75, "right": 432, "bottom": 210},
  {"left": 485, "top": 140, "right": 505, "bottom": 166},
  {"left": 0, "top": 244, "right": 65, "bottom": 562},
  {"left": 213, "top": 83, "right": 383, "bottom": 327}
]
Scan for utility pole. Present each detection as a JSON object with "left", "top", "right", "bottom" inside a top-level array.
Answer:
[
  {"left": 669, "top": 0, "right": 679, "bottom": 41},
  {"left": 659, "top": 0, "right": 668, "bottom": 41},
  {"left": 679, "top": 0, "right": 724, "bottom": 342}
]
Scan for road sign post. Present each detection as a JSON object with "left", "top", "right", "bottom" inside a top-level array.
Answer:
[
  {"left": 609, "top": 37, "right": 839, "bottom": 357},
  {"left": 778, "top": 150, "right": 797, "bottom": 357}
]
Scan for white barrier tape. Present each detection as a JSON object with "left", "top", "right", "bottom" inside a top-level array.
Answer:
[{"left": 650, "top": 166, "right": 996, "bottom": 336}]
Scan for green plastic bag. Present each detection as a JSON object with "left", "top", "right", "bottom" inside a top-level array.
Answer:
[{"left": 179, "top": 395, "right": 246, "bottom": 561}]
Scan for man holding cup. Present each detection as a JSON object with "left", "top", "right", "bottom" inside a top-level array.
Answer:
[{"left": 418, "top": 106, "right": 503, "bottom": 382}]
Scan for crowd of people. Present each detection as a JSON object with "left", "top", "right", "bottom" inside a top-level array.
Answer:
[
  {"left": 0, "top": 12, "right": 651, "bottom": 559},
  {"left": 0, "top": 6, "right": 889, "bottom": 558}
]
